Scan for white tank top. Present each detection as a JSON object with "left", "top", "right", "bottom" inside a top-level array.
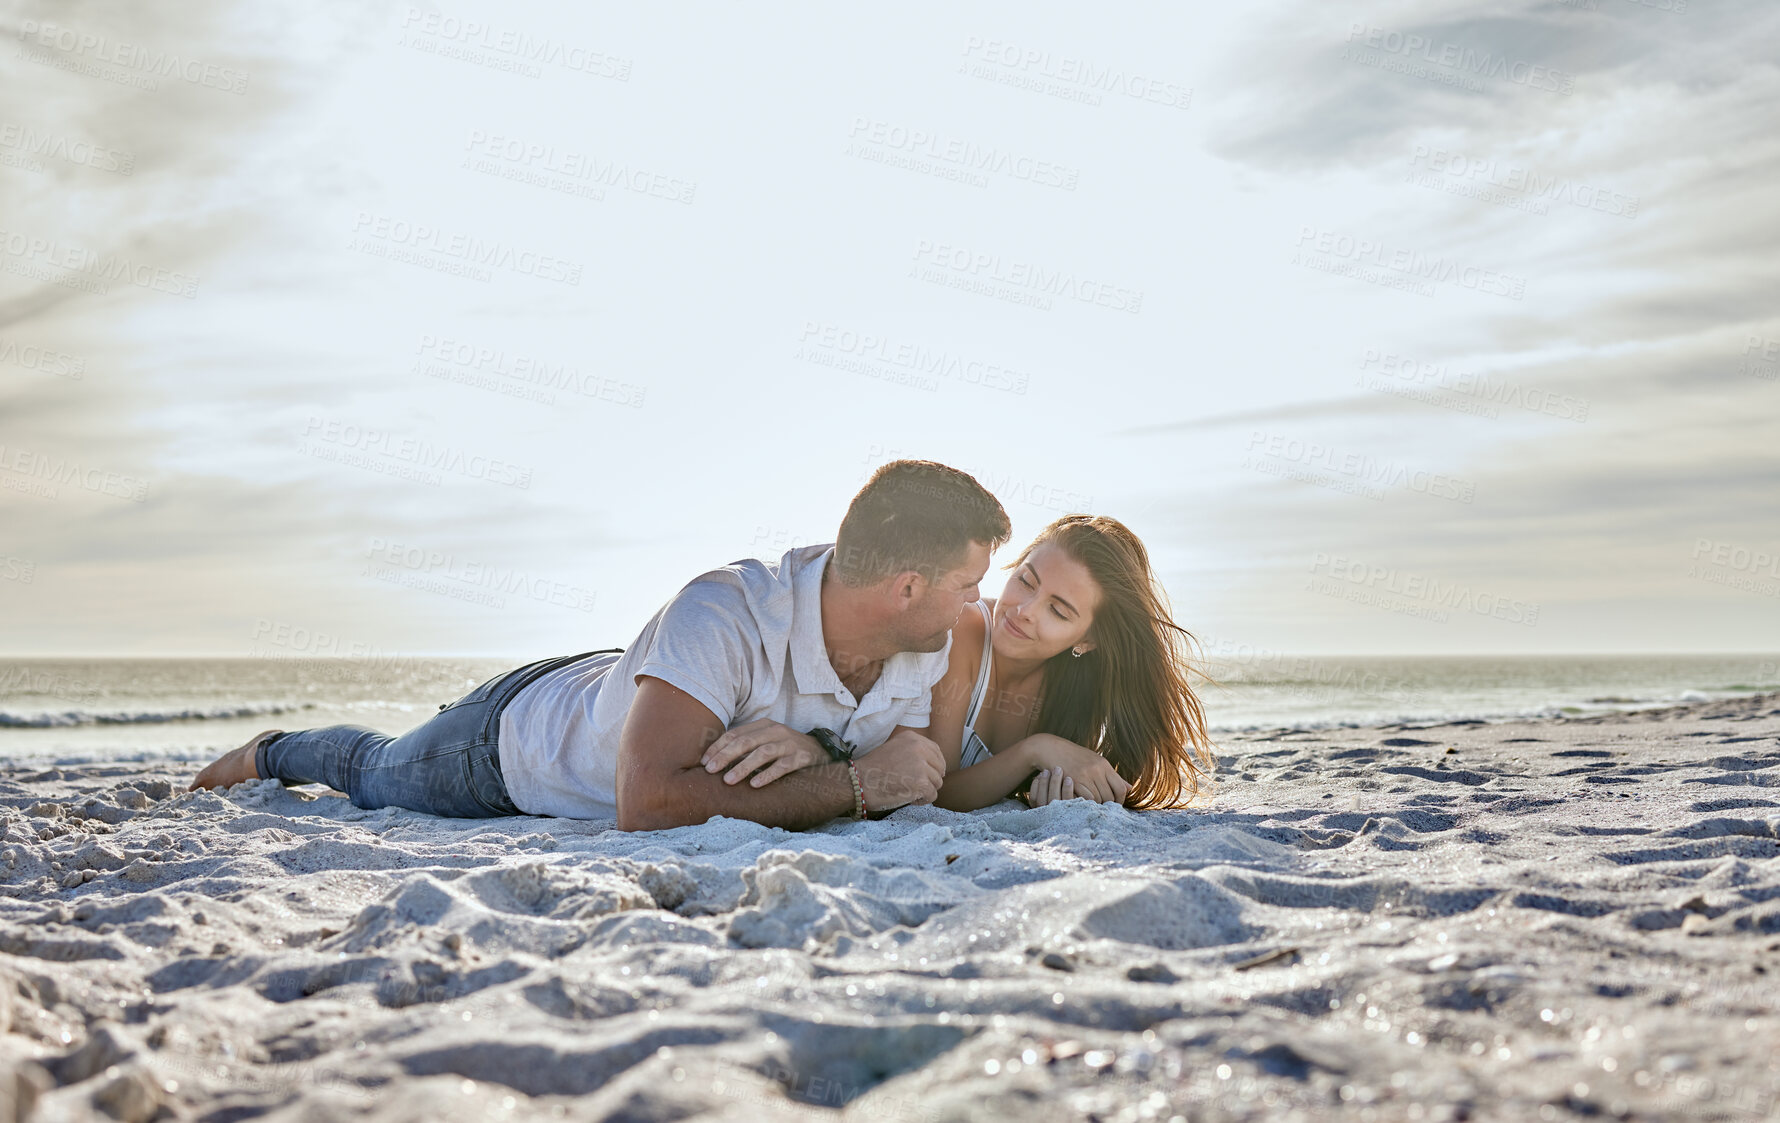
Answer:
[{"left": 958, "top": 600, "right": 996, "bottom": 768}]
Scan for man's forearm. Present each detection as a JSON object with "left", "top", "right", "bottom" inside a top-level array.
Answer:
[{"left": 635, "top": 759, "right": 858, "bottom": 831}]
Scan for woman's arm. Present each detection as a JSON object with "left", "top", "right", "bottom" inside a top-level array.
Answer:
[
  {"left": 926, "top": 599, "right": 988, "bottom": 772},
  {"left": 934, "top": 739, "right": 1044, "bottom": 811},
  {"left": 932, "top": 734, "right": 1132, "bottom": 811}
]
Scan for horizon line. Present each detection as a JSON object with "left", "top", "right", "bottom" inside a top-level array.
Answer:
[{"left": 2, "top": 650, "right": 1777, "bottom": 661}]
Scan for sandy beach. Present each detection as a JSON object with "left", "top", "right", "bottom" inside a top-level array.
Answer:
[{"left": 3, "top": 691, "right": 1779, "bottom": 1122}]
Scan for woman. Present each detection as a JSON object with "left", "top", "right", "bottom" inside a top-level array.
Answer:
[
  {"left": 708, "top": 514, "right": 1218, "bottom": 810},
  {"left": 932, "top": 513, "right": 1216, "bottom": 810}
]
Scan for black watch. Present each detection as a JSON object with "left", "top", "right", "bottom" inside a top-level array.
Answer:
[{"left": 808, "top": 727, "right": 856, "bottom": 763}]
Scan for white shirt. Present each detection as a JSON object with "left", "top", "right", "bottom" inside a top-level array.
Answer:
[{"left": 496, "top": 543, "right": 952, "bottom": 819}]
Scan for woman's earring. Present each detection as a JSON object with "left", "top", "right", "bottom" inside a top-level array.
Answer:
[{"left": 1071, "top": 647, "right": 1085, "bottom": 658}]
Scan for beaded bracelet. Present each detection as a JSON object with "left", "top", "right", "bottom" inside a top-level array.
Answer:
[{"left": 845, "top": 759, "right": 867, "bottom": 820}]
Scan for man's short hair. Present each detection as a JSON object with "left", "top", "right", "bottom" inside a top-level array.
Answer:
[{"left": 834, "top": 460, "right": 1011, "bottom": 586}]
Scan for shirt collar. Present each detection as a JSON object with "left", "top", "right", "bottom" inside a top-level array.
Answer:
[{"left": 789, "top": 545, "right": 845, "bottom": 698}]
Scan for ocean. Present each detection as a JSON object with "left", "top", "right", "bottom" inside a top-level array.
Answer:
[{"left": 2, "top": 652, "right": 1775, "bottom": 766}]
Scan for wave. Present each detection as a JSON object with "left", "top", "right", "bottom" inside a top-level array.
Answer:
[{"left": 0, "top": 702, "right": 315, "bottom": 729}]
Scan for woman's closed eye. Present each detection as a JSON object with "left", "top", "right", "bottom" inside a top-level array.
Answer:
[{"left": 1017, "top": 573, "right": 1069, "bottom": 619}]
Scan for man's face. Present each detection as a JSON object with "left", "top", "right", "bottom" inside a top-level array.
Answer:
[{"left": 896, "top": 539, "right": 992, "bottom": 653}]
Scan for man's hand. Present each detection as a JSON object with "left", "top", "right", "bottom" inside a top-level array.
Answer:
[
  {"left": 852, "top": 728, "right": 946, "bottom": 814},
  {"left": 700, "top": 719, "right": 828, "bottom": 787},
  {"left": 1016, "top": 733, "right": 1130, "bottom": 804}
]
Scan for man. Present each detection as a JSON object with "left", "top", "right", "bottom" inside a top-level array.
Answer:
[{"left": 190, "top": 460, "right": 1011, "bottom": 831}]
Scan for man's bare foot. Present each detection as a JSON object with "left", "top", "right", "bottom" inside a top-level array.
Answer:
[{"left": 188, "top": 729, "right": 282, "bottom": 792}]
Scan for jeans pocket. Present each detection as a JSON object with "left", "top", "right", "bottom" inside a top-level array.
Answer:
[{"left": 463, "top": 742, "right": 519, "bottom": 816}]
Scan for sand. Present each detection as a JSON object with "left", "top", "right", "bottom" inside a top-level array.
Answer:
[{"left": 3, "top": 692, "right": 1779, "bottom": 1122}]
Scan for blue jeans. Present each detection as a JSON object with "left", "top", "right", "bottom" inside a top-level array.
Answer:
[{"left": 256, "top": 649, "right": 621, "bottom": 818}]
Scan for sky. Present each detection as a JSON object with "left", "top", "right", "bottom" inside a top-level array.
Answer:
[{"left": 1, "top": 0, "right": 1776, "bottom": 659}]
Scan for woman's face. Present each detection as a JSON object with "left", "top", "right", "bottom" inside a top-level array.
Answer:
[{"left": 991, "top": 541, "right": 1102, "bottom": 663}]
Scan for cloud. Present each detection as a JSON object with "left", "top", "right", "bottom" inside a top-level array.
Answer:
[{"left": 4, "top": 0, "right": 1774, "bottom": 655}]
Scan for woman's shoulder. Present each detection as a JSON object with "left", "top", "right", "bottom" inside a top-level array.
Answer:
[
  {"left": 938, "top": 601, "right": 990, "bottom": 689},
  {"left": 959, "top": 599, "right": 991, "bottom": 646}
]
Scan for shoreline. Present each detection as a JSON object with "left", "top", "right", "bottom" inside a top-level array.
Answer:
[
  {"left": 3, "top": 690, "right": 1779, "bottom": 1119},
  {"left": 2, "top": 685, "right": 1774, "bottom": 769}
]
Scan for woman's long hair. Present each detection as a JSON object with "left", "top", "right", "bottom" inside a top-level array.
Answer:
[{"left": 1018, "top": 515, "right": 1218, "bottom": 809}]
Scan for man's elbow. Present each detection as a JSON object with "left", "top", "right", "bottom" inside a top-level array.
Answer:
[
  {"left": 615, "top": 800, "right": 658, "bottom": 832},
  {"left": 615, "top": 761, "right": 662, "bottom": 831},
  {"left": 615, "top": 784, "right": 674, "bottom": 832},
  {"left": 617, "top": 796, "right": 693, "bottom": 832},
  {"left": 615, "top": 766, "right": 706, "bottom": 832}
]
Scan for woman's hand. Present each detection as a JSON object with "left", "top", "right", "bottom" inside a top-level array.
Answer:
[
  {"left": 1027, "top": 766, "right": 1078, "bottom": 807},
  {"left": 1015, "top": 733, "right": 1130, "bottom": 804},
  {"left": 699, "top": 719, "right": 828, "bottom": 787}
]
